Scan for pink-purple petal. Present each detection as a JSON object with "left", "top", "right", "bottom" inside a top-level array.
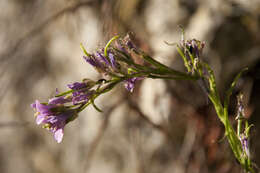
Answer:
[
  {"left": 35, "top": 100, "right": 52, "bottom": 114},
  {"left": 124, "top": 77, "right": 142, "bottom": 92},
  {"left": 36, "top": 115, "right": 46, "bottom": 125},
  {"left": 48, "top": 97, "right": 69, "bottom": 105},
  {"left": 67, "top": 82, "right": 87, "bottom": 90},
  {"left": 31, "top": 103, "right": 36, "bottom": 109},
  {"left": 54, "top": 128, "right": 64, "bottom": 143}
]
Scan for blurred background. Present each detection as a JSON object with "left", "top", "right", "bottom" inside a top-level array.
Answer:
[{"left": 0, "top": 0, "right": 260, "bottom": 173}]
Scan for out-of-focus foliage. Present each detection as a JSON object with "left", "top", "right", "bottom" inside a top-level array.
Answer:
[{"left": 0, "top": 0, "right": 260, "bottom": 173}]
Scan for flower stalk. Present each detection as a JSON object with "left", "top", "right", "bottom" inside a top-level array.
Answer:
[{"left": 31, "top": 32, "right": 256, "bottom": 172}]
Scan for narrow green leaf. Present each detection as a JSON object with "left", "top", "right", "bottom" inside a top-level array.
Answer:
[
  {"left": 245, "top": 124, "right": 254, "bottom": 137},
  {"left": 55, "top": 89, "right": 73, "bottom": 97},
  {"left": 80, "top": 43, "right": 91, "bottom": 57},
  {"left": 142, "top": 54, "right": 197, "bottom": 79},
  {"left": 176, "top": 45, "right": 191, "bottom": 72},
  {"left": 113, "top": 48, "right": 150, "bottom": 71},
  {"left": 203, "top": 63, "right": 217, "bottom": 94},
  {"left": 91, "top": 99, "right": 103, "bottom": 112},
  {"left": 104, "top": 35, "right": 120, "bottom": 57},
  {"left": 224, "top": 68, "right": 248, "bottom": 111}
]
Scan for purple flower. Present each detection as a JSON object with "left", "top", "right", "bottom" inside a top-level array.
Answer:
[
  {"left": 72, "top": 92, "right": 93, "bottom": 105},
  {"left": 96, "top": 52, "right": 110, "bottom": 66},
  {"left": 48, "top": 96, "right": 70, "bottom": 105},
  {"left": 122, "top": 34, "right": 140, "bottom": 54},
  {"left": 83, "top": 42, "right": 121, "bottom": 74},
  {"left": 31, "top": 100, "right": 75, "bottom": 143},
  {"left": 83, "top": 55, "right": 102, "bottom": 68},
  {"left": 123, "top": 34, "right": 135, "bottom": 50},
  {"left": 126, "top": 40, "right": 135, "bottom": 50},
  {"left": 108, "top": 52, "right": 117, "bottom": 69},
  {"left": 240, "top": 135, "right": 250, "bottom": 158},
  {"left": 31, "top": 100, "right": 53, "bottom": 122},
  {"left": 183, "top": 39, "right": 205, "bottom": 58},
  {"left": 124, "top": 77, "right": 142, "bottom": 92},
  {"left": 67, "top": 81, "right": 94, "bottom": 105},
  {"left": 31, "top": 100, "right": 53, "bottom": 124},
  {"left": 115, "top": 41, "right": 128, "bottom": 54},
  {"left": 44, "top": 111, "right": 73, "bottom": 143},
  {"left": 67, "top": 82, "right": 87, "bottom": 90},
  {"left": 91, "top": 51, "right": 117, "bottom": 70}
]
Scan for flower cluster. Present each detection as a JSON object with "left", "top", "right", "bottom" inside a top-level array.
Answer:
[
  {"left": 31, "top": 33, "right": 206, "bottom": 143},
  {"left": 176, "top": 30, "right": 205, "bottom": 75},
  {"left": 67, "top": 80, "right": 96, "bottom": 105},
  {"left": 31, "top": 34, "right": 147, "bottom": 143},
  {"left": 181, "top": 38, "right": 205, "bottom": 59},
  {"left": 175, "top": 30, "right": 255, "bottom": 172},
  {"left": 31, "top": 99, "right": 76, "bottom": 143},
  {"left": 81, "top": 34, "right": 145, "bottom": 92},
  {"left": 32, "top": 33, "right": 200, "bottom": 143},
  {"left": 33, "top": 80, "right": 102, "bottom": 141},
  {"left": 30, "top": 31, "right": 257, "bottom": 173},
  {"left": 31, "top": 80, "right": 99, "bottom": 143},
  {"left": 83, "top": 49, "right": 117, "bottom": 74}
]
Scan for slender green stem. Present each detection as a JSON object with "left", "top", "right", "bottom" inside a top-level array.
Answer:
[
  {"left": 141, "top": 54, "right": 190, "bottom": 77},
  {"left": 55, "top": 90, "right": 73, "bottom": 97},
  {"left": 78, "top": 79, "right": 121, "bottom": 113},
  {"left": 205, "top": 67, "right": 255, "bottom": 173}
]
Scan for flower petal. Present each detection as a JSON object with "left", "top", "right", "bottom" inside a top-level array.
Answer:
[
  {"left": 36, "top": 114, "right": 45, "bottom": 125},
  {"left": 35, "top": 100, "right": 52, "bottom": 114},
  {"left": 108, "top": 52, "right": 116, "bottom": 69},
  {"left": 83, "top": 56, "right": 99, "bottom": 68},
  {"left": 96, "top": 52, "right": 109, "bottom": 66},
  {"left": 31, "top": 102, "right": 36, "bottom": 109},
  {"left": 48, "top": 96, "right": 69, "bottom": 105},
  {"left": 67, "top": 82, "right": 87, "bottom": 90},
  {"left": 54, "top": 128, "right": 64, "bottom": 143}
]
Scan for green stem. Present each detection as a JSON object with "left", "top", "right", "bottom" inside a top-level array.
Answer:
[
  {"left": 147, "top": 74, "right": 196, "bottom": 80},
  {"left": 78, "top": 79, "right": 121, "bottom": 113},
  {"left": 141, "top": 54, "right": 186, "bottom": 76},
  {"left": 206, "top": 68, "right": 255, "bottom": 173},
  {"left": 55, "top": 90, "right": 73, "bottom": 97}
]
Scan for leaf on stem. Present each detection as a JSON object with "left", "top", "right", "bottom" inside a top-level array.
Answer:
[
  {"left": 55, "top": 90, "right": 73, "bottom": 97},
  {"left": 80, "top": 43, "right": 91, "bottom": 57},
  {"left": 176, "top": 45, "right": 191, "bottom": 72},
  {"left": 104, "top": 35, "right": 120, "bottom": 57},
  {"left": 224, "top": 68, "right": 248, "bottom": 109},
  {"left": 91, "top": 99, "right": 103, "bottom": 112},
  {"left": 245, "top": 124, "right": 254, "bottom": 137}
]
